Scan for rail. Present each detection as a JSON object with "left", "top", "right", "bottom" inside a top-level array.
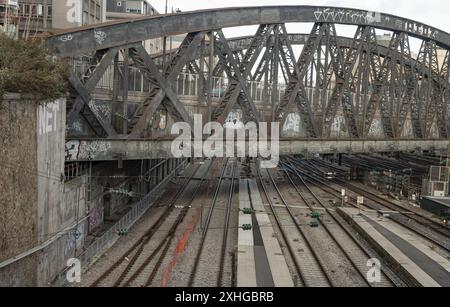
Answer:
[{"left": 52, "top": 158, "right": 188, "bottom": 286}]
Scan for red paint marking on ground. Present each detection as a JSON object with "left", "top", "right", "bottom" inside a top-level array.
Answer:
[{"left": 160, "top": 207, "right": 201, "bottom": 287}]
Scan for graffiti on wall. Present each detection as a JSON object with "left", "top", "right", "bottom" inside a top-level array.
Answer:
[
  {"left": 38, "top": 101, "right": 60, "bottom": 136},
  {"left": 314, "top": 8, "right": 381, "bottom": 24},
  {"left": 88, "top": 101, "right": 112, "bottom": 122},
  {"left": 81, "top": 141, "right": 112, "bottom": 160},
  {"left": 58, "top": 34, "right": 73, "bottom": 42},
  {"left": 94, "top": 30, "right": 107, "bottom": 45},
  {"left": 283, "top": 113, "right": 301, "bottom": 133},
  {"left": 65, "top": 140, "right": 112, "bottom": 161},
  {"left": 89, "top": 206, "right": 103, "bottom": 230},
  {"left": 331, "top": 116, "right": 347, "bottom": 137},
  {"left": 65, "top": 140, "right": 80, "bottom": 160},
  {"left": 368, "top": 118, "right": 383, "bottom": 137},
  {"left": 400, "top": 20, "right": 439, "bottom": 39},
  {"left": 64, "top": 222, "right": 85, "bottom": 258},
  {"left": 313, "top": 7, "right": 440, "bottom": 39}
]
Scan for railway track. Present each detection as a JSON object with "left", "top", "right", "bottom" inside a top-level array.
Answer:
[
  {"left": 90, "top": 161, "right": 211, "bottom": 287},
  {"left": 257, "top": 166, "right": 332, "bottom": 287},
  {"left": 288, "top": 158, "right": 450, "bottom": 252},
  {"left": 281, "top": 161, "right": 398, "bottom": 287},
  {"left": 218, "top": 161, "right": 237, "bottom": 286},
  {"left": 310, "top": 158, "right": 450, "bottom": 236},
  {"left": 188, "top": 158, "right": 237, "bottom": 287},
  {"left": 314, "top": 157, "right": 424, "bottom": 191}
]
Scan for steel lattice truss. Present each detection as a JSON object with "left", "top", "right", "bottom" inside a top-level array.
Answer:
[{"left": 48, "top": 6, "right": 450, "bottom": 140}]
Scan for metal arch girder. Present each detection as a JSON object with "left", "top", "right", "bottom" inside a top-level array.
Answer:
[
  {"left": 128, "top": 45, "right": 194, "bottom": 135},
  {"left": 212, "top": 57, "right": 227, "bottom": 77},
  {"left": 424, "top": 42, "right": 443, "bottom": 137},
  {"left": 430, "top": 83, "right": 448, "bottom": 138},
  {"left": 388, "top": 33, "right": 418, "bottom": 138},
  {"left": 47, "top": 6, "right": 450, "bottom": 58},
  {"left": 184, "top": 31, "right": 449, "bottom": 137},
  {"left": 415, "top": 40, "right": 442, "bottom": 138},
  {"left": 68, "top": 47, "right": 119, "bottom": 137},
  {"left": 215, "top": 28, "right": 264, "bottom": 123},
  {"left": 211, "top": 27, "right": 273, "bottom": 124},
  {"left": 188, "top": 61, "right": 207, "bottom": 85},
  {"left": 252, "top": 43, "right": 273, "bottom": 82},
  {"left": 422, "top": 41, "right": 448, "bottom": 138},
  {"left": 441, "top": 50, "right": 449, "bottom": 79},
  {"left": 154, "top": 33, "right": 450, "bottom": 91},
  {"left": 442, "top": 51, "right": 450, "bottom": 134},
  {"left": 149, "top": 34, "right": 450, "bottom": 102},
  {"left": 364, "top": 31, "right": 401, "bottom": 138},
  {"left": 323, "top": 25, "right": 368, "bottom": 139},
  {"left": 127, "top": 32, "right": 204, "bottom": 136},
  {"left": 277, "top": 24, "right": 300, "bottom": 80},
  {"left": 213, "top": 40, "right": 234, "bottom": 79},
  {"left": 164, "top": 32, "right": 206, "bottom": 81},
  {"left": 278, "top": 48, "right": 293, "bottom": 83},
  {"left": 276, "top": 23, "right": 324, "bottom": 138}
]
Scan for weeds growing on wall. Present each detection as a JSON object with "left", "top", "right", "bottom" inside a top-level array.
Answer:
[{"left": 0, "top": 34, "right": 68, "bottom": 100}]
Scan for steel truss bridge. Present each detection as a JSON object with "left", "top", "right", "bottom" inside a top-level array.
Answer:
[{"left": 45, "top": 6, "right": 450, "bottom": 161}]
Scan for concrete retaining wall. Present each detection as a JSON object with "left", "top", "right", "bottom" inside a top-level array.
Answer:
[{"left": 0, "top": 95, "right": 88, "bottom": 286}]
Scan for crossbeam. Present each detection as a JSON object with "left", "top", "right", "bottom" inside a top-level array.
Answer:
[{"left": 65, "top": 138, "right": 450, "bottom": 162}]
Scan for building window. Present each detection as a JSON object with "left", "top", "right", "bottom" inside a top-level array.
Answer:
[
  {"left": 96, "top": 4, "right": 101, "bottom": 19},
  {"left": 126, "top": 9, "right": 142, "bottom": 14}
]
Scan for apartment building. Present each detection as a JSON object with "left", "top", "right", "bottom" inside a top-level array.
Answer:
[
  {"left": 106, "top": 0, "right": 158, "bottom": 15},
  {"left": 106, "top": 0, "right": 162, "bottom": 54},
  {"left": 0, "top": 0, "right": 106, "bottom": 39},
  {"left": 0, "top": 0, "right": 19, "bottom": 38}
]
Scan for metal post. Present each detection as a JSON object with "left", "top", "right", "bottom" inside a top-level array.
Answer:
[
  {"left": 271, "top": 28, "right": 279, "bottom": 123},
  {"left": 162, "top": 0, "right": 168, "bottom": 71},
  {"left": 198, "top": 36, "right": 206, "bottom": 113},
  {"left": 113, "top": 53, "right": 119, "bottom": 101},
  {"left": 207, "top": 32, "right": 214, "bottom": 123},
  {"left": 123, "top": 49, "right": 129, "bottom": 135}
]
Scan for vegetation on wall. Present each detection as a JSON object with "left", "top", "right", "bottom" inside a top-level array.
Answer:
[{"left": 0, "top": 34, "right": 68, "bottom": 100}]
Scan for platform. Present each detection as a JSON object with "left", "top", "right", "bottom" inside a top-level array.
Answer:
[
  {"left": 237, "top": 179, "right": 257, "bottom": 287},
  {"left": 237, "top": 179, "right": 294, "bottom": 287},
  {"left": 248, "top": 179, "right": 294, "bottom": 287},
  {"left": 339, "top": 208, "right": 450, "bottom": 287}
]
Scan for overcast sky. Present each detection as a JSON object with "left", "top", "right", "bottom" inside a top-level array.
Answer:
[{"left": 150, "top": 0, "right": 450, "bottom": 34}]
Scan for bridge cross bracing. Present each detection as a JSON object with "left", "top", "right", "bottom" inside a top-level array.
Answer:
[{"left": 45, "top": 6, "right": 450, "bottom": 160}]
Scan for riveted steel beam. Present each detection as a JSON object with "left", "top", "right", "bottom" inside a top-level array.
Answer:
[
  {"left": 68, "top": 48, "right": 119, "bottom": 137},
  {"left": 211, "top": 26, "right": 274, "bottom": 124},
  {"left": 275, "top": 23, "right": 324, "bottom": 138},
  {"left": 128, "top": 44, "right": 194, "bottom": 136},
  {"left": 323, "top": 25, "right": 367, "bottom": 138},
  {"left": 47, "top": 6, "right": 450, "bottom": 58},
  {"left": 127, "top": 33, "right": 204, "bottom": 136}
]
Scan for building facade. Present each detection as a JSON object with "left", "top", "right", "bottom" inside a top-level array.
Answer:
[
  {"left": 0, "top": 0, "right": 106, "bottom": 39},
  {"left": 106, "top": 0, "right": 162, "bottom": 55},
  {"left": 0, "top": 0, "right": 19, "bottom": 38},
  {"left": 106, "top": 0, "right": 158, "bottom": 15}
]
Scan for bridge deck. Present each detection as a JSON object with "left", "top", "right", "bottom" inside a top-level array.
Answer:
[{"left": 65, "top": 138, "right": 449, "bottom": 162}]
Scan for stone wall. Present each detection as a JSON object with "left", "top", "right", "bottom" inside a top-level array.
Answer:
[
  {"left": 0, "top": 95, "right": 39, "bottom": 286},
  {"left": 0, "top": 95, "right": 88, "bottom": 286}
]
